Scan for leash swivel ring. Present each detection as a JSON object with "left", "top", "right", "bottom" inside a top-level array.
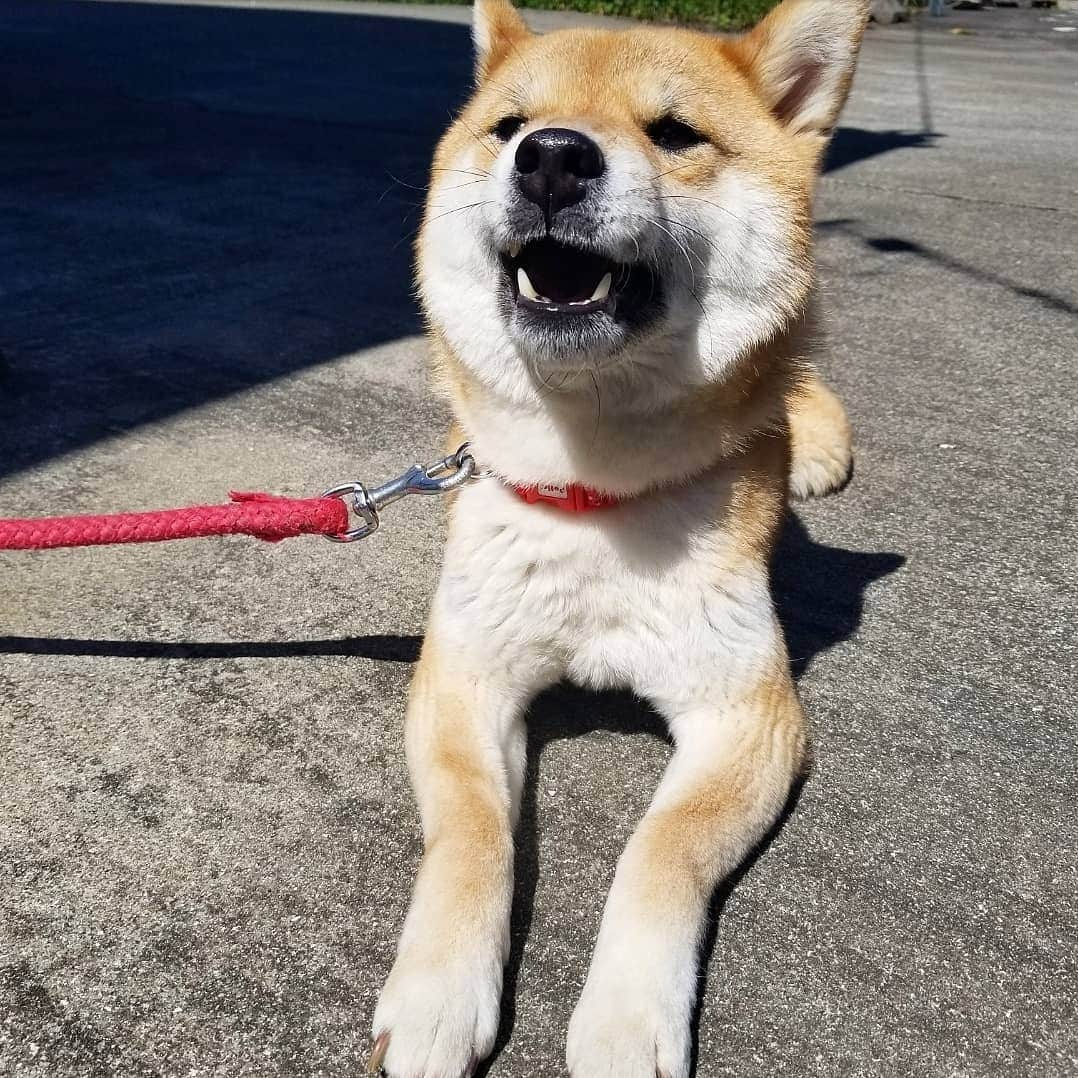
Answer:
[{"left": 321, "top": 443, "right": 478, "bottom": 543}]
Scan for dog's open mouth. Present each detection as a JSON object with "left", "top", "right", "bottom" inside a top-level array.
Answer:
[
  {"left": 502, "top": 239, "right": 621, "bottom": 315},
  {"left": 496, "top": 236, "right": 662, "bottom": 356}
]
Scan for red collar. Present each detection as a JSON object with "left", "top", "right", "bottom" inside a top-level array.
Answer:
[{"left": 511, "top": 481, "right": 620, "bottom": 513}]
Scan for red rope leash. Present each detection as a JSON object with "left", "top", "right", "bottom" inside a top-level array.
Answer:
[
  {"left": 0, "top": 491, "right": 349, "bottom": 551},
  {"left": 0, "top": 445, "right": 481, "bottom": 552}
]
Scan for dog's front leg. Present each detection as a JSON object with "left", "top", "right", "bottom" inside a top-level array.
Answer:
[
  {"left": 566, "top": 668, "right": 807, "bottom": 1078},
  {"left": 370, "top": 634, "right": 530, "bottom": 1078}
]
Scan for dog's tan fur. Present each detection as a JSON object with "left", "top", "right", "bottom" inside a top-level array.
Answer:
[{"left": 371, "top": 3, "right": 868, "bottom": 1075}]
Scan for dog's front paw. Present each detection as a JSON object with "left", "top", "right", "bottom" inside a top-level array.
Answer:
[
  {"left": 789, "top": 434, "right": 853, "bottom": 501},
  {"left": 566, "top": 969, "right": 691, "bottom": 1078},
  {"left": 370, "top": 951, "right": 501, "bottom": 1078},
  {"left": 788, "top": 377, "right": 854, "bottom": 501}
]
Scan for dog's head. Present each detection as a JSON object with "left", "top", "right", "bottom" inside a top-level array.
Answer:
[{"left": 419, "top": 0, "right": 868, "bottom": 408}]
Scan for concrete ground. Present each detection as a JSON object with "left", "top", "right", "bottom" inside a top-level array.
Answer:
[{"left": 1, "top": 1, "right": 1075, "bottom": 1075}]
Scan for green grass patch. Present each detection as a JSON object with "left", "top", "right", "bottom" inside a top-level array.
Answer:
[
  {"left": 383, "top": 0, "right": 780, "bottom": 31},
  {"left": 508, "top": 0, "right": 777, "bottom": 29}
]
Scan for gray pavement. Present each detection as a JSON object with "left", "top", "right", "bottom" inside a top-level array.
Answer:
[{"left": 1, "top": 2, "right": 1076, "bottom": 1076}]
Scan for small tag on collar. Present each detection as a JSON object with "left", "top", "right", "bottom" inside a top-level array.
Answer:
[{"left": 511, "top": 482, "right": 620, "bottom": 513}]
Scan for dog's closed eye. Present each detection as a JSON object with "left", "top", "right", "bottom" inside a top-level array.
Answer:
[
  {"left": 645, "top": 115, "right": 707, "bottom": 153},
  {"left": 491, "top": 114, "right": 526, "bottom": 141}
]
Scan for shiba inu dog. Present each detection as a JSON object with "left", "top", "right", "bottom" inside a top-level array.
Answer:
[{"left": 369, "top": 1, "right": 868, "bottom": 1074}]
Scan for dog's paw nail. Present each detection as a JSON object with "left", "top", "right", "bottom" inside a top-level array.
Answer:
[{"left": 368, "top": 1030, "right": 390, "bottom": 1074}]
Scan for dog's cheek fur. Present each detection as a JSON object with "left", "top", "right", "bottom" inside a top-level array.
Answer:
[
  {"left": 659, "top": 165, "right": 813, "bottom": 387},
  {"left": 418, "top": 133, "right": 524, "bottom": 400}
]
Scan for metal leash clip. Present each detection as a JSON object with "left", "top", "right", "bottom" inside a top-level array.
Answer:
[{"left": 321, "top": 443, "right": 478, "bottom": 543}]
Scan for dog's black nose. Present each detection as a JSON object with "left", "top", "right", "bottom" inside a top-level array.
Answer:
[{"left": 514, "top": 128, "right": 605, "bottom": 224}]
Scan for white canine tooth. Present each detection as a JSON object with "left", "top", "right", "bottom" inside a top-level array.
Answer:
[
  {"left": 590, "top": 272, "right": 613, "bottom": 303},
  {"left": 517, "top": 266, "right": 543, "bottom": 302},
  {"left": 509, "top": 241, "right": 521, "bottom": 258}
]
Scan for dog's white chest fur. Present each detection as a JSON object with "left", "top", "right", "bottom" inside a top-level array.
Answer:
[{"left": 432, "top": 476, "right": 779, "bottom": 709}]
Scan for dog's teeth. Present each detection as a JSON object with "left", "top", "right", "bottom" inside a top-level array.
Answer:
[
  {"left": 508, "top": 241, "right": 521, "bottom": 258},
  {"left": 517, "top": 267, "right": 545, "bottom": 302},
  {"left": 590, "top": 272, "right": 613, "bottom": 303}
]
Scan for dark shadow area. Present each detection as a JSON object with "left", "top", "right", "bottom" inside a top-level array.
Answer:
[
  {"left": 865, "top": 235, "right": 1078, "bottom": 316},
  {"left": 477, "top": 683, "right": 671, "bottom": 1077},
  {"left": 825, "top": 127, "right": 941, "bottom": 173},
  {"left": 0, "top": 633, "right": 421, "bottom": 663},
  {"left": 0, "top": 0, "right": 474, "bottom": 480},
  {"left": 772, "top": 514, "right": 905, "bottom": 679},
  {"left": 819, "top": 219, "right": 1078, "bottom": 317}
]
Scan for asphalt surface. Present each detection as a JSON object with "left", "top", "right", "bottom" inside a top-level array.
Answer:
[{"left": 1, "top": 2, "right": 1075, "bottom": 1076}]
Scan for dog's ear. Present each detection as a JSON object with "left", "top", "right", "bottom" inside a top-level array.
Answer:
[
  {"left": 730, "top": 0, "right": 869, "bottom": 137},
  {"left": 473, "top": 0, "right": 532, "bottom": 84}
]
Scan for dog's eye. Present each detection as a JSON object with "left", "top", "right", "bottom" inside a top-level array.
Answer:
[
  {"left": 491, "top": 115, "right": 526, "bottom": 142},
  {"left": 645, "top": 116, "right": 707, "bottom": 153}
]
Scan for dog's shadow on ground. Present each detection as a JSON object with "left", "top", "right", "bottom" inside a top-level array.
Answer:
[{"left": 476, "top": 513, "right": 904, "bottom": 1075}]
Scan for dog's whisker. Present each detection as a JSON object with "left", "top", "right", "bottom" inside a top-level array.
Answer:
[
  {"left": 431, "top": 179, "right": 489, "bottom": 194},
  {"left": 384, "top": 171, "right": 430, "bottom": 194},
  {"left": 424, "top": 200, "right": 494, "bottom": 226},
  {"left": 587, "top": 369, "right": 603, "bottom": 451},
  {"left": 528, "top": 358, "right": 580, "bottom": 397},
  {"left": 430, "top": 166, "right": 493, "bottom": 180},
  {"left": 458, "top": 114, "right": 504, "bottom": 163},
  {"left": 625, "top": 163, "right": 696, "bottom": 192},
  {"left": 656, "top": 215, "right": 723, "bottom": 268},
  {"left": 689, "top": 285, "right": 717, "bottom": 365},
  {"left": 389, "top": 200, "right": 492, "bottom": 252},
  {"left": 505, "top": 36, "right": 537, "bottom": 86},
  {"left": 655, "top": 193, "right": 754, "bottom": 231},
  {"left": 638, "top": 214, "right": 700, "bottom": 290}
]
